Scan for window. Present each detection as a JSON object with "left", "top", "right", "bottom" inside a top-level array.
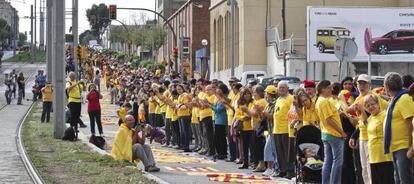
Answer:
[
  {"left": 397, "top": 31, "right": 406, "bottom": 37},
  {"left": 246, "top": 74, "right": 255, "bottom": 79}
]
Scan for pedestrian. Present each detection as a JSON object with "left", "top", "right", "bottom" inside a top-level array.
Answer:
[
  {"left": 111, "top": 115, "right": 160, "bottom": 172},
  {"left": 87, "top": 83, "right": 104, "bottom": 136},
  {"left": 360, "top": 94, "right": 394, "bottom": 184},
  {"left": 10, "top": 69, "right": 17, "bottom": 99},
  {"left": 17, "top": 72, "right": 25, "bottom": 101},
  {"left": 198, "top": 83, "right": 216, "bottom": 156},
  {"left": 4, "top": 73, "right": 12, "bottom": 104},
  {"left": 226, "top": 81, "right": 241, "bottom": 163},
  {"left": 237, "top": 87, "right": 254, "bottom": 169},
  {"left": 315, "top": 80, "right": 347, "bottom": 184},
  {"left": 383, "top": 72, "right": 414, "bottom": 184},
  {"left": 40, "top": 81, "right": 53, "bottom": 123},
  {"left": 93, "top": 69, "right": 101, "bottom": 92},
  {"left": 176, "top": 84, "right": 192, "bottom": 152},
  {"left": 65, "top": 72, "right": 85, "bottom": 134}
]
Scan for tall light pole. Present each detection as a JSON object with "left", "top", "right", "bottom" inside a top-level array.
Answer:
[
  {"left": 46, "top": 0, "right": 52, "bottom": 81},
  {"left": 201, "top": 39, "right": 208, "bottom": 79},
  {"left": 72, "top": 0, "right": 78, "bottom": 73},
  {"left": 30, "top": 4, "right": 34, "bottom": 63}
]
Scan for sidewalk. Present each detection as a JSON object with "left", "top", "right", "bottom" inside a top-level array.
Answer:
[{"left": 78, "top": 86, "right": 292, "bottom": 184}]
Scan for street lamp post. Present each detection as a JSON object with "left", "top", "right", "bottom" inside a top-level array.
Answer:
[{"left": 201, "top": 39, "right": 208, "bottom": 80}]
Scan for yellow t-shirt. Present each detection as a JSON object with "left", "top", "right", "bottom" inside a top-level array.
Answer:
[
  {"left": 66, "top": 80, "right": 83, "bottom": 103},
  {"left": 367, "top": 111, "right": 392, "bottom": 163},
  {"left": 302, "top": 104, "right": 319, "bottom": 126},
  {"left": 227, "top": 92, "right": 239, "bottom": 126},
  {"left": 177, "top": 93, "right": 191, "bottom": 117},
  {"left": 191, "top": 107, "right": 200, "bottom": 124},
  {"left": 160, "top": 91, "right": 170, "bottom": 113},
  {"left": 165, "top": 95, "right": 174, "bottom": 119},
  {"left": 272, "top": 95, "right": 294, "bottom": 134},
  {"left": 235, "top": 103, "right": 253, "bottom": 131},
  {"left": 386, "top": 94, "right": 414, "bottom": 153},
  {"left": 118, "top": 107, "right": 128, "bottom": 124},
  {"left": 199, "top": 92, "right": 214, "bottom": 120},
  {"left": 316, "top": 96, "right": 343, "bottom": 138},
  {"left": 42, "top": 86, "right": 53, "bottom": 102},
  {"left": 251, "top": 98, "right": 268, "bottom": 128},
  {"left": 287, "top": 105, "right": 300, "bottom": 138},
  {"left": 148, "top": 97, "right": 157, "bottom": 113},
  {"left": 111, "top": 124, "right": 133, "bottom": 161},
  {"left": 171, "top": 99, "right": 179, "bottom": 122},
  {"left": 354, "top": 92, "right": 389, "bottom": 141}
]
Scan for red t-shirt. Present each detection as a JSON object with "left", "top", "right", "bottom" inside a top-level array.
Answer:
[{"left": 87, "top": 91, "right": 101, "bottom": 112}]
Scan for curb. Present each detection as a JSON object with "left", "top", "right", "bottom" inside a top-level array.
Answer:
[{"left": 75, "top": 125, "right": 170, "bottom": 184}]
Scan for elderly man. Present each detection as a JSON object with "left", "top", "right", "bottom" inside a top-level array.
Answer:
[
  {"left": 66, "top": 72, "right": 86, "bottom": 135},
  {"left": 112, "top": 115, "right": 160, "bottom": 172},
  {"left": 383, "top": 72, "right": 414, "bottom": 184},
  {"left": 272, "top": 80, "right": 293, "bottom": 178}
]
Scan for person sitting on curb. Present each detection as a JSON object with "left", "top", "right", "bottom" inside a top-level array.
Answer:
[{"left": 111, "top": 114, "right": 160, "bottom": 172}]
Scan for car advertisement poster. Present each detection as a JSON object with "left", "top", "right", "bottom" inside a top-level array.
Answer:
[{"left": 307, "top": 7, "right": 414, "bottom": 62}]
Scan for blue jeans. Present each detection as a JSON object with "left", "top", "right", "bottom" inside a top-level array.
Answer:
[
  {"left": 322, "top": 137, "right": 344, "bottom": 184},
  {"left": 178, "top": 116, "right": 191, "bottom": 149},
  {"left": 392, "top": 149, "right": 414, "bottom": 184}
]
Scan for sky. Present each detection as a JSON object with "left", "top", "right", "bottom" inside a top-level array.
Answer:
[{"left": 9, "top": 0, "right": 156, "bottom": 42}]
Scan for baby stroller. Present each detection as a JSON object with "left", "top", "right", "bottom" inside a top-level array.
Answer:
[{"left": 295, "top": 125, "right": 323, "bottom": 183}]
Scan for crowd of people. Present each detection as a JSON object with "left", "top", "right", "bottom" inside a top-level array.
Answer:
[{"left": 60, "top": 50, "right": 414, "bottom": 183}]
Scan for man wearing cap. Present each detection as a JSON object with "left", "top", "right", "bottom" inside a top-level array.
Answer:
[
  {"left": 303, "top": 80, "right": 317, "bottom": 102},
  {"left": 346, "top": 74, "right": 389, "bottom": 184}
]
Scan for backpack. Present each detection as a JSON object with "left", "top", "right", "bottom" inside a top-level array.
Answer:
[
  {"left": 62, "top": 127, "right": 77, "bottom": 141},
  {"left": 89, "top": 135, "right": 106, "bottom": 150}
]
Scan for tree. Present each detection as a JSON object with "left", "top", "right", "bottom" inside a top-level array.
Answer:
[
  {"left": 18, "top": 32, "right": 27, "bottom": 47},
  {"left": 86, "top": 3, "right": 111, "bottom": 43},
  {"left": 0, "top": 18, "right": 11, "bottom": 47},
  {"left": 79, "top": 30, "right": 97, "bottom": 45}
]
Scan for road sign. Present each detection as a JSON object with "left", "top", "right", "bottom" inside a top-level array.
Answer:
[{"left": 334, "top": 38, "right": 358, "bottom": 62}]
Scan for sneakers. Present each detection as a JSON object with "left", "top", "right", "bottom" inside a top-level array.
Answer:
[{"left": 262, "top": 168, "right": 274, "bottom": 176}]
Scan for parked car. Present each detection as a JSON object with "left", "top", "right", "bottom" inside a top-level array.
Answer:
[
  {"left": 315, "top": 27, "right": 352, "bottom": 53},
  {"left": 370, "top": 75, "right": 384, "bottom": 88},
  {"left": 240, "top": 71, "right": 267, "bottom": 86},
  {"left": 370, "top": 29, "right": 414, "bottom": 55}
]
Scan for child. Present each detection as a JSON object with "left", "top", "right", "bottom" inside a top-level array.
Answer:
[
  {"left": 302, "top": 148, "right": 323, "bottom": 170},
  {"left": 117, "top": 102, "right": 132, "bottom": 126},
  {"left": 110, "top": 84, "right": 117, "bottom": 104},
  {"left": 144, "top": 124, "right": 166, "bottom": 144}
]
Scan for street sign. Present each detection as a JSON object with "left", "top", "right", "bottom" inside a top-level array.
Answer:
[{"left": 334, "top": 38, "right": 357, "bottom": 62}]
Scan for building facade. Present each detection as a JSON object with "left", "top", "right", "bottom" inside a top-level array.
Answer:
[
  {"left": 211, "top": 0, "right": 414, "bottom": 82},
  {"left": 0, "top": 0, "right": 19, "bottom": 48},
  {"left": 158, "top": 0, "right": 210, "bottom": 79}
]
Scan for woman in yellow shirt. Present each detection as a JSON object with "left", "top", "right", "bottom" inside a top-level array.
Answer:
[
  {"left": 236, "top": 87, "right": 253, "bottom": 169},
  {"left": 360, "top": 94, "right": 393, "bottom": 184},
  {"left": 176, "top": 84, "right": 192, "bottom": 152},
  {"left": 315, "top": 80, "right": 347, "bottom": 184},
  {"left": 298, "top": 92, "right": 319, "bottom": 127}
]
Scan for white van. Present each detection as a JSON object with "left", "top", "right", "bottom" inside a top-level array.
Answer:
[{"left": 240, "top": 71, "right": 267, "bottom": 86}]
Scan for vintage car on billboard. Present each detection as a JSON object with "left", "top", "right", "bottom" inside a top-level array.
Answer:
[{"left": 314, "top": 27, "right": 352, "bottom": 53}]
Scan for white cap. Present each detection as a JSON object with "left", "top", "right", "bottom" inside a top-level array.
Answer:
[{"left": 357, "top": 74, "right": 371, "bottom": 83}]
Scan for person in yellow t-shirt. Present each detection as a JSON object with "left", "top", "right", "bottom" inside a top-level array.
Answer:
[
  {"left": 176, "top": 84, "right": 192, "bottom": 152},
  {"left": 236, "top": 87, "right": 254, "bottom": 169},
  {"left": 359, "top": 94, "right": 393, "bottom": 184},
  {"left": 111, "top": 115, "right": 160, "bottom": 172},
  {"left": 227, "top": 82, "right": 242, "bottom": 162},
  {"left": 65, "top": 72, "right": 85, "bottom": 130},
  {"left": 315, "top": 80, "right": 347, "bottom": 184},
  {"left": 148, "top": 90, "right": 157, "bottom": 127},
  {"left": 243, "top": 85, "right": 267, "bottom": 172},
  {"left": 346, "top": 74, "right": 389, "bottom": 184},
  {"left": 190, "top": 87, "right": 202, "bottom": 152},
  {"left": 41, "top": 81, "right": 53, "bottom": 123},
  {"left": 383, "top": 72, "right": 414, "bottom": 184},
  {"left": 198, "top": 84, "right": 216, "bottom": 156},
  {"left": 272, "top": 81, "right": 293, "bottom": 177},
  {"left": 117, "top": 102, "right": 132, "bottom": 126},
  {"left": 297, "top": 92, "right": 319, "bottom": 127}
]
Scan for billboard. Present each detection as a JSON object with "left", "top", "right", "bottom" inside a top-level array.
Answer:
[{"left": 307, "top": 7, "right": 414, "bottom": 62}]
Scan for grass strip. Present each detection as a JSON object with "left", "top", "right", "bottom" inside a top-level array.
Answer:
[
  {"left": 6, "top": 50, "right": 46, "bottom": 63},
  {"left": 23, "top": 102, "right": 157, "bottom": 184}
]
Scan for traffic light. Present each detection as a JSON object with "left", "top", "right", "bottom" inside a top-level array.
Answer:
[{"left": 109, "top": 5, "right": 117, "bottom": 20}]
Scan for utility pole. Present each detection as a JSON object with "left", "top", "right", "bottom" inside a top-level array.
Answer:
[
  {"left": 230, "top": 0, "right": 236, "bottom": 77},
  {"left": 72, "top": 0, "right": 79, "bottom": 73},
  {"left": 53, "top": 0, "right": 66, "bottom": 139},
  {"left": 34, "top": 0, "right": 37, "bottom": 54},
  {"left": 30, "top": 5, "right": 34, "bottom": 63},
  {"left": 13, "top": 10, "right": 16, "bottom": 56},
  {"left": 39, "top": 0, "right": 45, "bottom": 51},
  {"left": 46, "top": 0, "right": 53, "bottom": 82}
]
